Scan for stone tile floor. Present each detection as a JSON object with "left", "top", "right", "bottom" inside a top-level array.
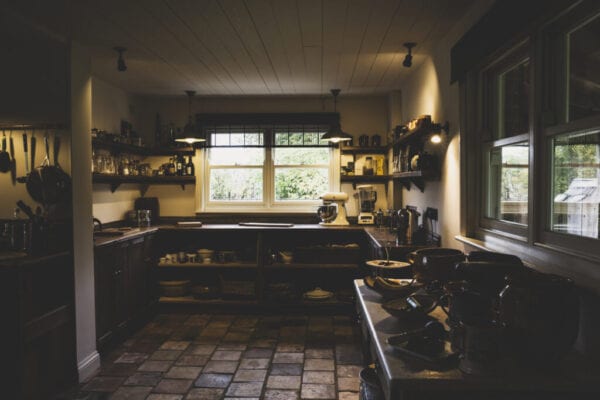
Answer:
[{"left": 59, "top": 313, "right": 364, "bottom": 400}]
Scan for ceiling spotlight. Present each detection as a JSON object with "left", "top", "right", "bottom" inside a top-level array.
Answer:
[
  {"left": 402, "top": 42, "right": 417, "bottom": 68},
  {"left": 114, "top": 46, "right": 127, "bottom": 72}
]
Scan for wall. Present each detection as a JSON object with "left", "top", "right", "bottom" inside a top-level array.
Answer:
[
  {"left": 398, "top": 0, "right": 495, "bottom": 248},
  {"left": 91, "top": 77, "right": 141, "bottom": 223},
  {"left": 130, "top": 95, "right": 390, "bottom": 217},
  {"left": 70, "top": 41, "right": 100, "bottom": 382}
]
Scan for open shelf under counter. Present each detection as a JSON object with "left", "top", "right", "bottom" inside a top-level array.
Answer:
[
  {"left": 157, "top": 261, "right": 258, "bottom": 268},
  {"left": 264, "top": 262, "right": 359, "bottom": 270},
  {"left": 158, "top": 296, "right": 258, "bottom": 306}
]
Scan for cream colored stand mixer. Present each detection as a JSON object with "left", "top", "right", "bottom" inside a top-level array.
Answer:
[{"left": 317, "top": 192, "right": 349, "bottom": 225}]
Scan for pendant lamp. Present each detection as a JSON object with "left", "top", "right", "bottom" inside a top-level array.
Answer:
[
  {"left": 175, "top": 90, "right": 206, "bottom": 144},
  {"left": 321, "top": 89, "right": 353, "bottom": 143}
]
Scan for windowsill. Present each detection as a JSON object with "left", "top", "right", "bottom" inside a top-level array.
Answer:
[{"left": 455, "top": 234, "right": 600, "bottom": 294}]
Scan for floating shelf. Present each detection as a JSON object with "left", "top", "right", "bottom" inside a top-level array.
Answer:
[
  {"left": 392, "top": 170, "right": 439, "bottom": 192},
  {"left": 92, "top": 173, "right": 195, "bottom": 195},
  {"left": 341, "top": 146, "right": 389, "bottom": 155},
  {"left": 92, "top": 138, "right": 195, "bottom": 156},
  {"left": 340, "top": 175, "right": 391, "bottom": 189},
  {"left": 393, "top": 120, "right": 448, "bottom": 147}
]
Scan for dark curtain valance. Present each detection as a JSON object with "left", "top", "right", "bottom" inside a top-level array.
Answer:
[
  {"left": 195, "top": 112, "right": 339, "bottom": 147},
  {"left": 450, "top": 0, "right": 573, "bottom": 84}
]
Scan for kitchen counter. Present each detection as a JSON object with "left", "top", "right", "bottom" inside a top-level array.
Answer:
[
  {"left": 0, "top": 250, "right": 69, "bottom": 268},
  {"left": 94, "top": 223, "right": 364, "bottom": 247},
  {"left": 354, "top": 279, "right": 600, "bottom": 399}
]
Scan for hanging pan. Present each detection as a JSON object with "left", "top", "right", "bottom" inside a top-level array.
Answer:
[
  {"left": 26, "top": 130, "right": 46, "bottom": 204},
  {"left": 41, "top": 133, "right": 71, "bottom": 204}
]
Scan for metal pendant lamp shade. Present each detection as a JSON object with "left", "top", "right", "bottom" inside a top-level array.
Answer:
[
  {"left": 175, "top": 90, "right": 206, "bottom": 144},
  {"left": 321, "top": 89, "right": 352, "bottom": 143}
]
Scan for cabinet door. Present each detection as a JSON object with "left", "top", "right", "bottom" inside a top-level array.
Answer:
[
  {"left": 114, "top": 242, "right": 129, "bottom": 330},
  {"left": 94, "top": 245, "right": 117, "bottom": 345},
  {"left": 127, "top": 236, "right": 146, "bottom": 319},
  {"left": 143, "top": 234, "right": 157, "bottom": 306}
]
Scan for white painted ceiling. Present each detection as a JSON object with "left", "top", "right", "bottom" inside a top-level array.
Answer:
[{"left": 19, "top": 0, "right": 477, "bottom": 96}]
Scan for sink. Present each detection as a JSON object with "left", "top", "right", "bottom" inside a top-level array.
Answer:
[{"left": 94, "top": 227, "right": 140, "bottom": 237}]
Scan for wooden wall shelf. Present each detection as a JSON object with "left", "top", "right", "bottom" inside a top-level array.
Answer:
[
  {"left": 341, "top": 146, "right": 389, "bottom": 155},
  {"left": 340, "top": 175, "right": 391, "bottom": 188},
  {"left": 92, "top": 174, "right": 195, "bottom": 195},
  {"left": 392, "top": 170, "right": 439, "bottom": 192},
  {"left": 92, "top": 138, "right": 195, "bottom": 156}
]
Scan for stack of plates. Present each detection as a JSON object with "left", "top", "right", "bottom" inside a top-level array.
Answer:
[{"left": 303, "top": 287, "right": 333, "bottom": 301}]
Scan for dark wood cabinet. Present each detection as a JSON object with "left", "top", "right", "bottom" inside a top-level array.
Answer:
[
  {"left": 0, "top": 252, "right": 76, "bottom": 400},
  {"left": 94, "top": 233, "right": 155, "bottom": 353}
]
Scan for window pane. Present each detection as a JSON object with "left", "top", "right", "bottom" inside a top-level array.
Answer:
[
  {"left": 275, "top": 168, "right": 328, "bottom": 201},
  {"left": 208, "top": 148, "right": 264, "bottom": 166},
  {"left": 273, "top": 148, "right": 329, "bottom": 165},
  {"left": 498, "top": 59, "right": 530, "bottom": 138},
  {"left": 568, "top": 14, "right": 600, "bottom": 121},
  {"left": 487, "top": 142, "right": 529, "bottom": 224},
  {"left": 209, "top": 168, "right": 263, "bottom": 201},
  {"left": 551, "top": 129, "right": 600, "bottom": 238}
]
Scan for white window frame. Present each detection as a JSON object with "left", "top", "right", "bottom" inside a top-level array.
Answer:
[{"left": 198, "top": 146, "right": 338, "bottom": 213}]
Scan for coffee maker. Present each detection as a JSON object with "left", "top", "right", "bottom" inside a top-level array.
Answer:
[{"left": 357, "top": 185, "right": 377, "bottom": 225}]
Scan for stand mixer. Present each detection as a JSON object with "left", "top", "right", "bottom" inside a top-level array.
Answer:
[{"left": 317, "top": 192, "right": 349, "bottom": 225}]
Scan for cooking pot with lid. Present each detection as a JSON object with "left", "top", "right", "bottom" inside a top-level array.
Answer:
[{"left": 407, "top": 247, "right": 465, "bottom": 283}]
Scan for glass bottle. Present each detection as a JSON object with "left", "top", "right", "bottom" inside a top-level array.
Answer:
[{"left": 186, "top": 156, "right": 194, "bottom": 176}]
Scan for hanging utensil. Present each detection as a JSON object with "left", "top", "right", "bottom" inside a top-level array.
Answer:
[
  {"left": 9, "top": 130, "right": 16, "bottom": 185},
  {"left": 41, "top": 132, "right": 71, "bottom": 204},
  {"left": 0, "top": 130, "right": 10, "bottom": 173},
  {"left": 26, "top": 129, "right": 45, "bottom": 204},
  {"left": 17, "top": 131, "right": 29, "bottom": 183}
]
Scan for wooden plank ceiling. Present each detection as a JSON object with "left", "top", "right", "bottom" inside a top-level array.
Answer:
[{"left": 66, "top": 0, "right": 476, "bottom": 96}]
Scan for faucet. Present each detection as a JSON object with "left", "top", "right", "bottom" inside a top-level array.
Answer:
[{"left": 93, "top": 218, "right": 103, "bottom": 232}]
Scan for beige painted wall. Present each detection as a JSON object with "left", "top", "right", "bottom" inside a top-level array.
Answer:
[
  {"left": 91, "top": 77, "right": 141, "bottom": 223},
  {"left": 71, "top": 41, "right": 100, "bottom": 381},
  {"left": 398, "top": 0, "right": 495, "bottom": 248}
]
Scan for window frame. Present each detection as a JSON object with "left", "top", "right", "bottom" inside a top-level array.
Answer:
[
  {"left": 478, "top": 41, "right": 533, "bottom": 239},
  {"left": 200, "top": 131, "right": 337, "bottom": 213},
  {"left": 462, "top": 0, "right": 600, "bottom": 264}
]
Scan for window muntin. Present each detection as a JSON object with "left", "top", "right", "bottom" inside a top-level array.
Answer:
[
  {"left": 498, "top": 59, "right": 530, "bottom": 138},
  {"left": 551, "top": 129, "right": 600, "bottom": 238},
  {"left": 567, "top": 13, "right": 600, "bottom": 122},
  {"left": 205, "top": 130, "right": 332, "bottom": 208},
  {"left": 486, "top": 142, "right": 529, "bottom": 225}
]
